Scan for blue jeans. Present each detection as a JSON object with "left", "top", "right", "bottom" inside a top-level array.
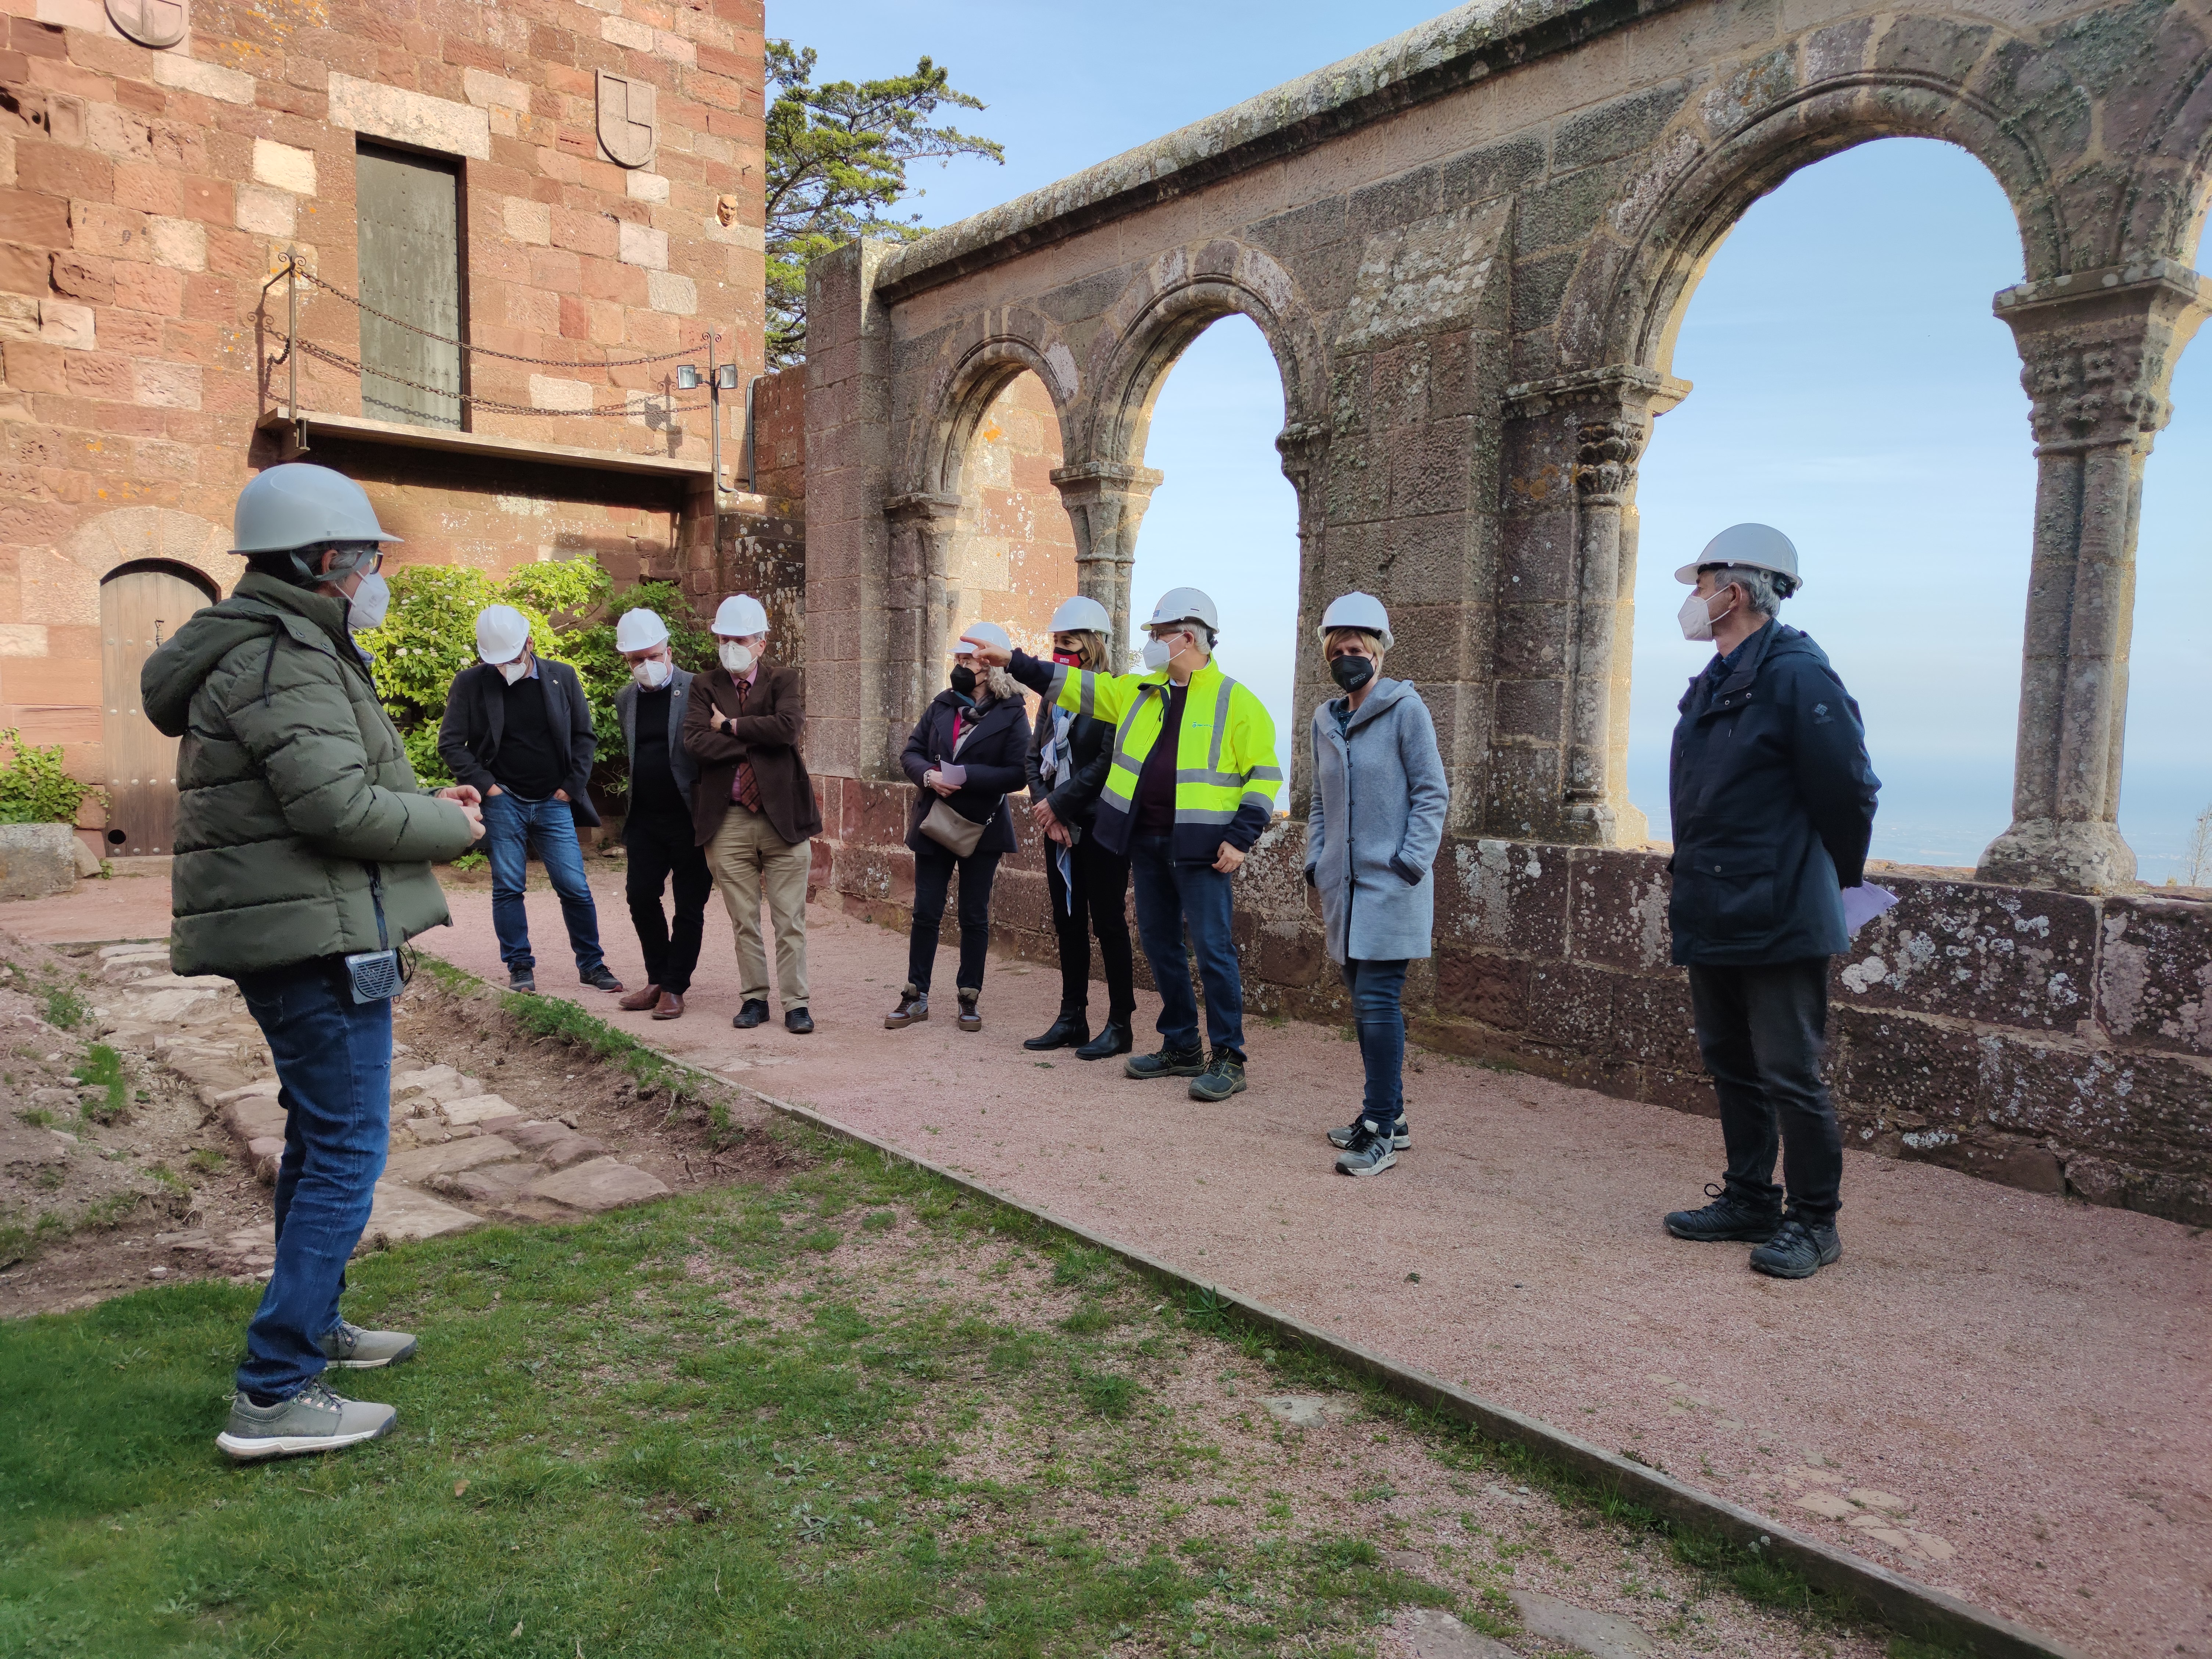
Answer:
[
  {"left": 1128, "top": 834, "right": 1244, "bottom": 1059},
  {"left": 1342, "top": 957, "right": 1410, "bottom": 1127},
  {"left": 484, "top": 790, "right": 604, "bottom": 976},
  {"left": 233, "top": 959, "right": 393, "bottom": 1400}
]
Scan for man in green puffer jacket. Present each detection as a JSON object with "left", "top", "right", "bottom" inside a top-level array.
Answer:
[{"left": 141, "top": 463, "right": 485, "bottom": 1462}]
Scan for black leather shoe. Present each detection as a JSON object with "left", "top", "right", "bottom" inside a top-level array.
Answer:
[
  {"left": 1075, "top": 1021, "right": 1134, "bottom": 1062},
  {"left": 731, "top": 999, "right": 770, "bottom": 1030},
  {"left": 507, "top": 968, "right": 536, "bottom": 993},
  {"left": 1125, "top": 1042, "right": 1205, "bottom": 1080},
  {"left": 581, "top": 966, "right": 625, "bottom": 993},
  {"left": 784, "top": 1007, "right": 814, "bottom": 1035},
  {"left": 1664, "top": 1183, "right": 1783, "bottom": 1243},
  {"left": 1024, "top": 1011, "right": 1089, "bottom": 1051},
  {"left": 1749, "top": 1217, "right": 1842, "bottom": 1279}
]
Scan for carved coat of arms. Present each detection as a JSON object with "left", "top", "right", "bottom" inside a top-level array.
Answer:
[
  {"left": 596, "top": 71, "right": 656, "bottom": 169},
  {"left": 106, "top": 0, "right": 186, "bottom": 48}
]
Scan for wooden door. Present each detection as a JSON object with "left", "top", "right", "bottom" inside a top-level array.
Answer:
[
  {"left": 356, "top": 141, "right": 463, "bottom": 430},
  {"left": 100, "top": 567, "right": 213, "bottom": 857}
]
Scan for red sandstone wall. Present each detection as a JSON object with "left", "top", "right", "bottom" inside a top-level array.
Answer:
[
  {"left": 0, "top": 0, "right": 766, "bottom": 805},
  {"left": 948, "top": 371, "right": 1076, "bottom": 658}
]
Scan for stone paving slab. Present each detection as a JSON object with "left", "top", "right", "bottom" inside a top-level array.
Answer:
[
  {"left": 525, "top": 1156, "right": 670, "bottom": 1213},
  {"left": 360, "top": 1182, "right": 482, "bottom": 1251},
  {"left": 381, "top": 1135, "right": 525, "bottom": 1185}
]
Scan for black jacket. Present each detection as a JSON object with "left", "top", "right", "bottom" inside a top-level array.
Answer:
[
  {"left": 901, "top": 690, "right": 1031, "bottom": 857},
  {"left": 436, "top": 657, "right": 602, "bottom": 827},
  {"left": 1023, "top": 695, "right": 1113, "bottom": 831},
  {"left": 1666, "top": 622, "right": 1879, "bottom": 966}
]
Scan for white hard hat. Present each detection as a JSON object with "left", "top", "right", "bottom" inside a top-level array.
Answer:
[
  {"left": 956, "top": 620, "right": 1012, "bottom": 654},
  {"left": 1674, "top": 523, "right": 1802, "bottom": 594},
  {"left": 475, "top": 604, "right": 530, "bottom": 666},
  {"left": 1318, "top": 591, "right": 1393, "bottom": 650},
  {"left": 711, "top": 593, "right": 769, "bottom": 636},
  {"left": 232, "top": 463, "right": 399, "bottom": 554},
  {"left": 1146, "top": 587, "right": 1219, "bottom": 634},
  {"left": 614, "top": 609, "right": 668, "bottom": 652},
  {"left": 1048, "top": 595, "right": 1111, "bottom": 635}
]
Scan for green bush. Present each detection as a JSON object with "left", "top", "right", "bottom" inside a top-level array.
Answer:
[
  {"left": 0, "top": 728, "right": 101, "bottom": 826},
  {"left": 359, "top": 562, "right": 712, "bottom": 801}
]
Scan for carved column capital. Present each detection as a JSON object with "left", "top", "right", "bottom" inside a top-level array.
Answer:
[
  {"left": 1995, "top": 263, "right": 2210, "bottom": 456},
  {"left": 1572, "top": 415, "right": 1647, "bottom": 504},
  {"left": 1274, "top": 419, "right": 1329, "bottom": 487}
]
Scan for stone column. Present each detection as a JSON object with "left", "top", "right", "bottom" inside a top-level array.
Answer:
[
  {"left": 1498, "top": 365, "right": 1685, "bottom": 845},
  {"left": 882, "top": 491, "right": 961, "bottom": 771},
  {"left": 1049, "top": 460, "right": 1162, "bottom": 655},
  {"left": 1276, "top": 419, "right": 1331, "bottom": 811},
  {"left": 1979, "top": 263, "right": 2210, "bottom": 894}
]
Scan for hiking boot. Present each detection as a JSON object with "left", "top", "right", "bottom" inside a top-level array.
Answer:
[
  {"left": 1076, "top": 1021, "right": 1133, "bottom": 1062},
  {"left": 956, "top": 991, "right": 982, "bottom": 1033},
  {"left": 885, "top": 987, "right": 928, "bottom": 1030},
  {"left": 1023, "top": 1010, "right": 1089, "bottom": 1051},
  {"left": 507, "top": 967, "right": 536, "bottom": 993},
  {"left": 1749, "top": 1218, "right": 1842, "bottom": 1280},
  {"left": 1329, "top": 1118, "right": 1410, "bottom": 1151},
  {"left": 1663, "top": 1184, "right": 1783, "bottom": 1243},
  {"left": 1125, "top": 1041, "right": 1205, "bottom": 1080},
  {"left": 316, "top": 1319, "right": 418, "bottom": 1370},
  {"left": 1335, "top": 1121, "right": 1399, "bottom": 1177},
  {"left": 784, "top": 1007, "right": 814, "bottom": 1035},
  {"left": 581, "top": 966, "right": 625, "bottom": 993},
  {"left": 1188, "top": 1049, "right": 1247, "bottom": 1102},
  {"left": 215, "top": 1378, "right": 397, "bottom": 1462},
  {"left": 732, "top": 999, "right": 771, "bottom": 1030}
]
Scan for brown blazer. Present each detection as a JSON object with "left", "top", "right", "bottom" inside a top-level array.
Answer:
[{"left": 680, "top": 662, "right": 823, "bottom": 849}]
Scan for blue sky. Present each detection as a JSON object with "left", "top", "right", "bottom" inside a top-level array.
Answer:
[{"left": 782, "top": 3, "right": 2211, "bottom": 878}]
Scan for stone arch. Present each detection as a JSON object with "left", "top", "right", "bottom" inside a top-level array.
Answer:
[
  {"left": 905, "top": 307, "right": 1078, "bottom": 502},
  {"left": 24, "top": 507, "right": 231, "bottom": 626},
  {"left": 1566, "top": 74, "right": 2066, "bottom": 380},
  {"left": 1079, "top": 240, "right": 1324, "bottom": 473}
]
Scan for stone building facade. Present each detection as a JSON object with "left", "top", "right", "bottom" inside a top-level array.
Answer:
[
  {"left": 0, "top": 0, "right": 769, "bottom": 855},
  {"left": 799, "top": 0, "right": 2212, "bottom": 1223}
]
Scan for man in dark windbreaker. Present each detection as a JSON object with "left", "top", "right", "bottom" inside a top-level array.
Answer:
[{"left": 1660, "top": 524, "right": 1880, "bottom": 1281}]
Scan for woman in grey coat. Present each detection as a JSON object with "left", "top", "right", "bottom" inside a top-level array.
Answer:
[{"left": 1303, "top": 593, "right": 1451, "bottom": 1176}]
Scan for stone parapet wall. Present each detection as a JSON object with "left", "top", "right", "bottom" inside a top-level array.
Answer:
[{"left": 807, "top": 776, "right": 2212, "bottom": 1226}]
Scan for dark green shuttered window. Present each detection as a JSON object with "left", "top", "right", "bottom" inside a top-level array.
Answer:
[{"left": 355, "top": 140, "right": 464, "bottom": 430}]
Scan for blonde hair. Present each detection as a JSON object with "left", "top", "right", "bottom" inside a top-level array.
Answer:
[
  {"left": 979, "top": 666, "right": 1018, "bottom": 704},
  {"left": 1323, "top": 626, "right": 1386, "bottom": 662}
]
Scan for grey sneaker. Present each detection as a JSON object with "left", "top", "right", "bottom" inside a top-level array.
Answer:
[
  {"left": 1334, "top": 1120, "right": 1399, "bottom": 1177},
  {"left": 1329, "top": 1118, "right": 1410, "bottom": 1151},
  {"left": 215, "top": 1378, "right": 397, "bottom": 1461},
  {"left": 1188, "top": 1050, "right": 1247, "bottom": 1102},
  {"left": 316, "top": 1319, "right": 418, "bottom": 1369}
]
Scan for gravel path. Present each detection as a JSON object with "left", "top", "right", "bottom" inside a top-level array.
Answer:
[{"left": 18, "top": 868, "right": 2207, "bottom": 1658}]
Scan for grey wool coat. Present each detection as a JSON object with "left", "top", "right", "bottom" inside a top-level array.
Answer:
[{"left": 1303, "top": 677, "right": 1451, "bottom": 964}]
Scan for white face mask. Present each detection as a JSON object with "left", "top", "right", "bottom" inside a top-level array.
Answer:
[
  {"left": 497, "top": 658, "right": 530, "bottom": 685},
  {"left": 1140, "top": 636, "right": 1174, "bottom": 672},
  {"left": 1677, "top": 586, "right": 1735, "bottom": 643},
  {"left": 345, "top": 571, "right": 389, "bottom": 634},
  {"left": 631, "top": 657, "right": 671, "bottom": 689},
  {"left": 719, "top": 641, "right": 754, "bottom": 675}
]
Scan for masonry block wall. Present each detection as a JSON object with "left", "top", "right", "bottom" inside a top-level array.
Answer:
[
  {"left": 800, "top": 0, "right": 2212, "bottom": 1223},
  {"left": 946, "top": 371, "right": 1078, "bottom": 657},
  {"left": 0, "top": 0, "right": 766, "bottom": 845}
]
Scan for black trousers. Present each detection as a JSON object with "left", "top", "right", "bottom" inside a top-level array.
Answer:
[
  {"left": 1687, "top": 956, "right": 1842, "bottom": 1225},
  {"left": 624, "top": 803, "right": 712, "bottom": 996},
  {"left": 1045, "top": 834, "right": 1135, "bottom": 1024},
  {"left": 907, "top": 846, "right": 1002, "bottom": 995}
]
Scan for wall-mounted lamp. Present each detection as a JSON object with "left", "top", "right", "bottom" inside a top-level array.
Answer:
[{"left": 673, "top": 336, "right": 743, "bottom": 489}]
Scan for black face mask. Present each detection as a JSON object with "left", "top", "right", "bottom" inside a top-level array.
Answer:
[
  {"left": 949, "top": 664, "right": 978, "bottom": 697},
  {"left": 1330, "top": 654, "right": 1375, "bottom": 693}
]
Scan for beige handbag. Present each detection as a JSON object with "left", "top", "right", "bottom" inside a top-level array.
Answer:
[{"left": 919, "top": 797, "right": 987, "bottom": 858}]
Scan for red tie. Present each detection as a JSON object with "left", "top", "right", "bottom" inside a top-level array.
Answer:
[{"left": 732, "top": 676, "right": 761, "bottom": 811}]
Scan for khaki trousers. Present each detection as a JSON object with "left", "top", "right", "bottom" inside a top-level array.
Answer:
[{"left": 707, "top": 803, "right": 810, "bottom": 1009}]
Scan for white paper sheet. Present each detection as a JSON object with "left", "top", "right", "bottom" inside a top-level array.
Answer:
[
  {"left": 1841, "top": 882, "right": 1899, "bottom": 938},
  {"left": 934, "top": 763, "right": 967, "bottom": 788}
]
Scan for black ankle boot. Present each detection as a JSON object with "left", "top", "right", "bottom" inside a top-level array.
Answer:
[
  {"left": 1076, "top": 1020, "right": 1134, "bottom": 1061},
  {"left": 1024, "top": 1009, "right": 1089, "bottom": 1051}
]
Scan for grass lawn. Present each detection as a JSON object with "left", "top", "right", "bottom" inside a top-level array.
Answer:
[{"left": 2, "top": 1110, "right": 1921, "bottom": 1659}]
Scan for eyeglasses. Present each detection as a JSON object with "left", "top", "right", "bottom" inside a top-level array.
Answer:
[{"left": 326, "top": 547, "right": 383, "bottom": 577}]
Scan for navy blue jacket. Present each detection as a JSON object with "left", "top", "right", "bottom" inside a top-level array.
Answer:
[
  {"left": 900, "top": 689, "right": 1031, "bottom": 857},
  {"left": 1666, "top": 622, "right": 1880, "bottom": 966}
]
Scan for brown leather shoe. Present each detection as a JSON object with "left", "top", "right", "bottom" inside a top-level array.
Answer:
[
  {"left": 651, "top": 991, "right": 684, "bottom": 1021},
  {"left": 617, "top": 982, "right": 662, "bottom": 1013},
  {"left": 885, "top": 986, "right": 928, "bottom": 1029}
]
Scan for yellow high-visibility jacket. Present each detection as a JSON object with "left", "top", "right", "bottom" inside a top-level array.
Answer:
[{"left": 1012, "top": 650, "right": 1282, "bottom": 861}]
